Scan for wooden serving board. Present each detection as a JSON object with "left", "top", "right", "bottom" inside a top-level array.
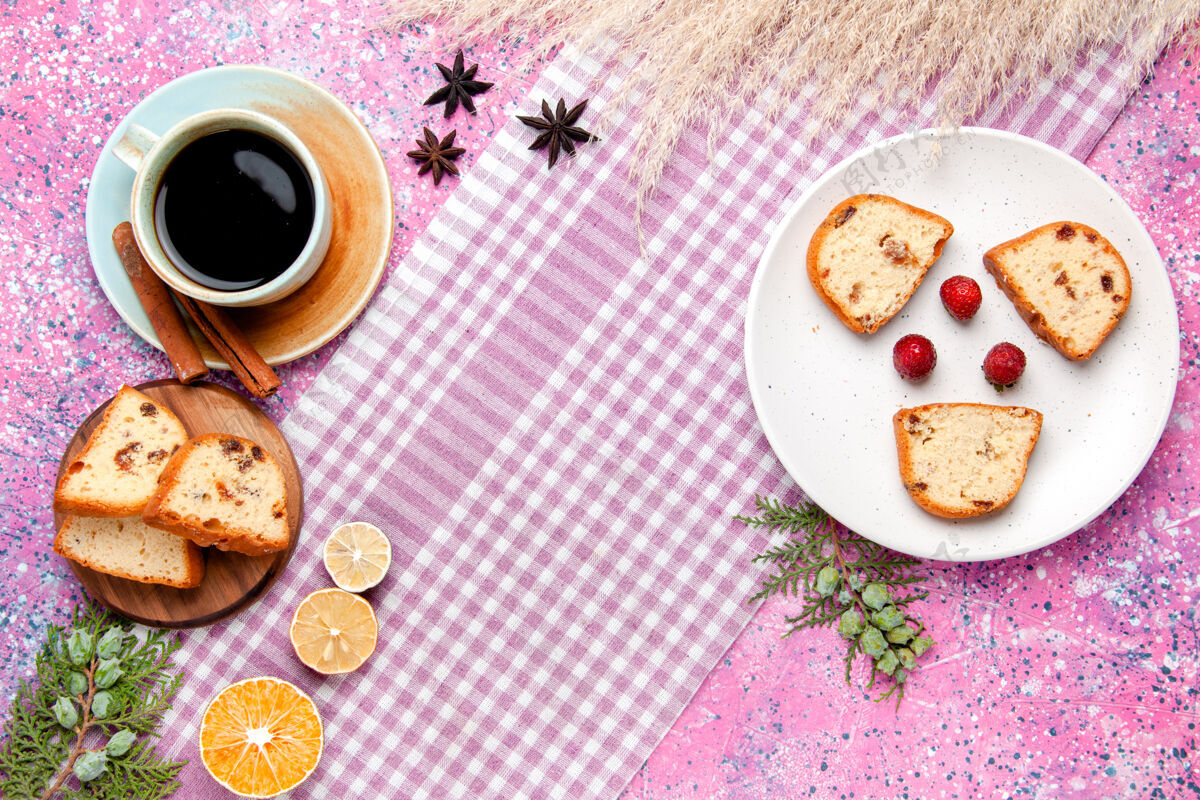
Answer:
[{"left": 54, "top": 380, "right": 303, "bottom": 628}]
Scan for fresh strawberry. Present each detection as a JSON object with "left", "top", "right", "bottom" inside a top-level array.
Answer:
[
  {"left": 983, "top": 342, "right": 1026, "bottom": 390},
  {"left": 893, "top": 334, "right": 937, "bottom": 381},
  {"left": 939, "top": 275, "right": 982, "bottom": 321}
]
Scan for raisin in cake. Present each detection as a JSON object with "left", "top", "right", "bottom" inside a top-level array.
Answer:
[
  {"left": 984, "top": 222, "right": 1131, "bottom": 360},
  {"left": 143, "top": 434, "right": 289, "bottom": 556},
  {"left": 54, "top": 385, "right": 187, "bottom": 517},
  {"left": 808, "top": 194, "right": 954, "bottom": 334},
  {"left": 54, "top": 515, "right": 204, "bottom": 589},
  {"left": 893, "top": 403, "right": 1042, "bottom": 518}
]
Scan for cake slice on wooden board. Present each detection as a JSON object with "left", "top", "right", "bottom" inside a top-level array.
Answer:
[
  {"left": 893, "top": 403, "right": 1043, "bottom": 518},
  {"left": 984, "top": 221, "right": 1131, "bottom": 360},
  {"left": 54, "top": 385, "right": 188, "bottom": 517},
  {"left": 143, "top": 434, "right": 289, "bottom": 556},
  {"left": 54, "top": 515, "right": 204, "bottom": 589},
  {"left": 808, "top": 194, "right": 954, "bottom": 334}
]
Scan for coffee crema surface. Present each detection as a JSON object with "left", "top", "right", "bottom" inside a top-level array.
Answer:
[{"left": 154, "top": 129, "right": 316, "bottom": 291}]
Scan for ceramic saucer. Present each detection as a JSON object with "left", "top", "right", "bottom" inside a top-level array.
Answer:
[{"left": 85, "top": 65, "right": 394, "bottom": 367}]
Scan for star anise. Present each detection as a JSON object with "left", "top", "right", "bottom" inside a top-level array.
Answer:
[
  {"left": 518, "top": 98, "right": 595, "bottom": 169},
  {"left": 406, "top": 128, "right": 466, "bottom": 186},
  {"left": 423, "top": 50, "right": 493, "bottom": 118}
]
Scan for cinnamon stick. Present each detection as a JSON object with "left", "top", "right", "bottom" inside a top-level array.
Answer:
[
  {"left": 171, "top": 291, "right": 282, "bottom": 399},
  {"left": 112, "top": 222, "right": 209, "bottom": 384}
]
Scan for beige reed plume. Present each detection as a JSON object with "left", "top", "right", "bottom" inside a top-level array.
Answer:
[{"left": 387, "top": 0, "right": 1198, "bottom": 207}]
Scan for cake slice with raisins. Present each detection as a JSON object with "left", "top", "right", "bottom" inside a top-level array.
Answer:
[
  {"left": 143, "top": 434, "right": 290, "bottom": 556},
  {"left": 807, "top": 194, "right": 954, "bottom": 334},
  {"left": 984, "top": 222, "right": 1131, "bottom": 360},
  {"left": 893, "top": 403, "right": 1042, "bottom": 518},
  {"left": 54, "top": 385, "right": 187, "bottom": 517}
]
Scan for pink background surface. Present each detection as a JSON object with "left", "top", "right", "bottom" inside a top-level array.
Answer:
[{"left": 1, "top": 2, "right": 1196, "bottom": 797}]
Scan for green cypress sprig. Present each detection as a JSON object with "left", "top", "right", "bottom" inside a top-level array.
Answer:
[
  {"left": 739, "top": 495, "right": 935, "bottom": 706},
  {"left": 0, "top": 601, "right": 186, "bottom": 799}
]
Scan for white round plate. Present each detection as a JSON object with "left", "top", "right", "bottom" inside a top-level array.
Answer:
[
  {"left": 745, "top": 128, "right": 1179, "bottom": 561},
  {"left": 85, "top": 65, "right": 394, "bottom": 368}
]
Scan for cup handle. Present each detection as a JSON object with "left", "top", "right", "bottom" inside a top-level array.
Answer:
[{"left": 112, "top": 123, "right": 159, "bottom": 171}]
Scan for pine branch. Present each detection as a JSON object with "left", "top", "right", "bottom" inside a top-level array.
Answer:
[
  {"left": 0, "top": 600, "right": 187, "bottom": 799},
  {"left": 0, "top": 677, "right": 69, "bottom": 797},
  {"left": 737, "top": 494, "right": 831, "bottom": 535},
  {"left": 740, "top": 495, "right": 936, "bottom": 706},
  {"left": 75, "top": 739, "right": 183, "bottom": 800},
  {"left": 97, "top": 632, "right": 183, "bottom": 736}
]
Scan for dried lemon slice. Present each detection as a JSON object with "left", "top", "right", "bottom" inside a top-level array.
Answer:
[
  {"left": 323, "top": 521, "right": 391, "bottom": 592},
  {"left": 199, "top": 676, "right": 323, "bottom": 798},
  {"left": 290, "top": 588, "right": 378, "bottom": 674}
]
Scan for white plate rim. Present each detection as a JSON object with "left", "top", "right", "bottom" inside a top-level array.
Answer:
[{"left": 745, "top": 126, "right": 1180, "bottom": 562}]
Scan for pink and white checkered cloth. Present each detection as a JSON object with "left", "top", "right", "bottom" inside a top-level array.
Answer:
[{"left": 164, "top": 45, "right": 1138, "bottom": 798}]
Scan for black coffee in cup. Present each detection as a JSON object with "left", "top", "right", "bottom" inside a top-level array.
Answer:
[{"left": 153, "top": 129, "right": 315, "bottom": 292}]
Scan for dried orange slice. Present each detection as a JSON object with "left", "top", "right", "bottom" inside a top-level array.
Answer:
[
  {"left": 323, "top": 521, "right": 391, "bottom": 592},
  {"left": 290, "top": 587, "right": 378, "bottom": 674},
  {"left": 199, "top": 676, "right": 323, "bottom": 799}
]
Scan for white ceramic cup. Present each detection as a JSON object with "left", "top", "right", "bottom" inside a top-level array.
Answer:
[{"left": 112, "top": 108, "right": 332, "bottom": 307}]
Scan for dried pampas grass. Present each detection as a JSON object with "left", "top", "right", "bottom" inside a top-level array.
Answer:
[{"left": 387, "top": 0, "right": 1198, "bottom": 204}]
